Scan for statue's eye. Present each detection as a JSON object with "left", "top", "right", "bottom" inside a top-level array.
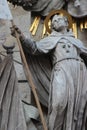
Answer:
[
  {"left": 68, "top": 45, "right": 71, "bottom": 48},
  {"left": 54, "top": 20, "right": 57, "bottom": 23},
  {"left": 62, "top": 45, "right": 66, "bottom": 48}
]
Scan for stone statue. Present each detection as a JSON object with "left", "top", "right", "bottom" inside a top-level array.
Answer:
[
  {"left": 8, "top": 0, "right": 65, "bottom": 16},
  {"left": 8, "top": 0, "right": 87, "bottom": 17},
  {"left": 11, "top": 15, "right": 87, "bottom": 130}
]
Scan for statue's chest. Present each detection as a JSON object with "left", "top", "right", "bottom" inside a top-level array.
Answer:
[{"left": 52, "top": 39, "right": 78, "bottom": 61}]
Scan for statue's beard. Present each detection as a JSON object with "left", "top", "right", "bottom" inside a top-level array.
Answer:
[{"left": 53, "top": 26, "right": 68, "bottom": 33}]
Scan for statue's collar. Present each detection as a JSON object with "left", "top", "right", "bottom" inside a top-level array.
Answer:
[{"left": 50, "top": 30, "right": 75, "bottom": 37}]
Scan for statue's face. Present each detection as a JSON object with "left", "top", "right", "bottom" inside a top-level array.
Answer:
[{"left": 52, "top": 15, "right": 68, "bottom": 31}]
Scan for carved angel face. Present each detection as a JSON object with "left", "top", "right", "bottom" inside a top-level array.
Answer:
[{"left": 74, "top": 0, "right": 80, "bottom": 7}]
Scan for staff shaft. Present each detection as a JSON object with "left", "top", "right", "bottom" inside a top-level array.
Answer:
[{"left": 11, "top": 20, "right": 48, "bottom": 130}]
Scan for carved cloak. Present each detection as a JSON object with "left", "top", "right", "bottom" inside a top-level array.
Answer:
[{"left": 22, "top": 31, "right": 87, "bottom": 130}]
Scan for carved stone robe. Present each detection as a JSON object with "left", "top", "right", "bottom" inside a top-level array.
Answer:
[{"left": 21, "top": 30, "right": 87, "bottom": 130}]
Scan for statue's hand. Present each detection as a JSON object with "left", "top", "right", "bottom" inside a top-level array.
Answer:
[{"left": 10, "top": 25, "right": 25, "bottom": 41}]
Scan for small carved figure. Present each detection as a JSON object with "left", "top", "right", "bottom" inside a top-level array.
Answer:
[{"left": 11, "top": 15, "right": 87, "bottom": 130}]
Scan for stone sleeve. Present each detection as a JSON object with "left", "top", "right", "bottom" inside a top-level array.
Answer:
[{"left": 20, "top": 37, "right": 40, "bottom": 55}]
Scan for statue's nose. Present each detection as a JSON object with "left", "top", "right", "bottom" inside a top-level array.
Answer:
[{"left": 65, "top": 45, "right": 71, "bottom": 53}]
